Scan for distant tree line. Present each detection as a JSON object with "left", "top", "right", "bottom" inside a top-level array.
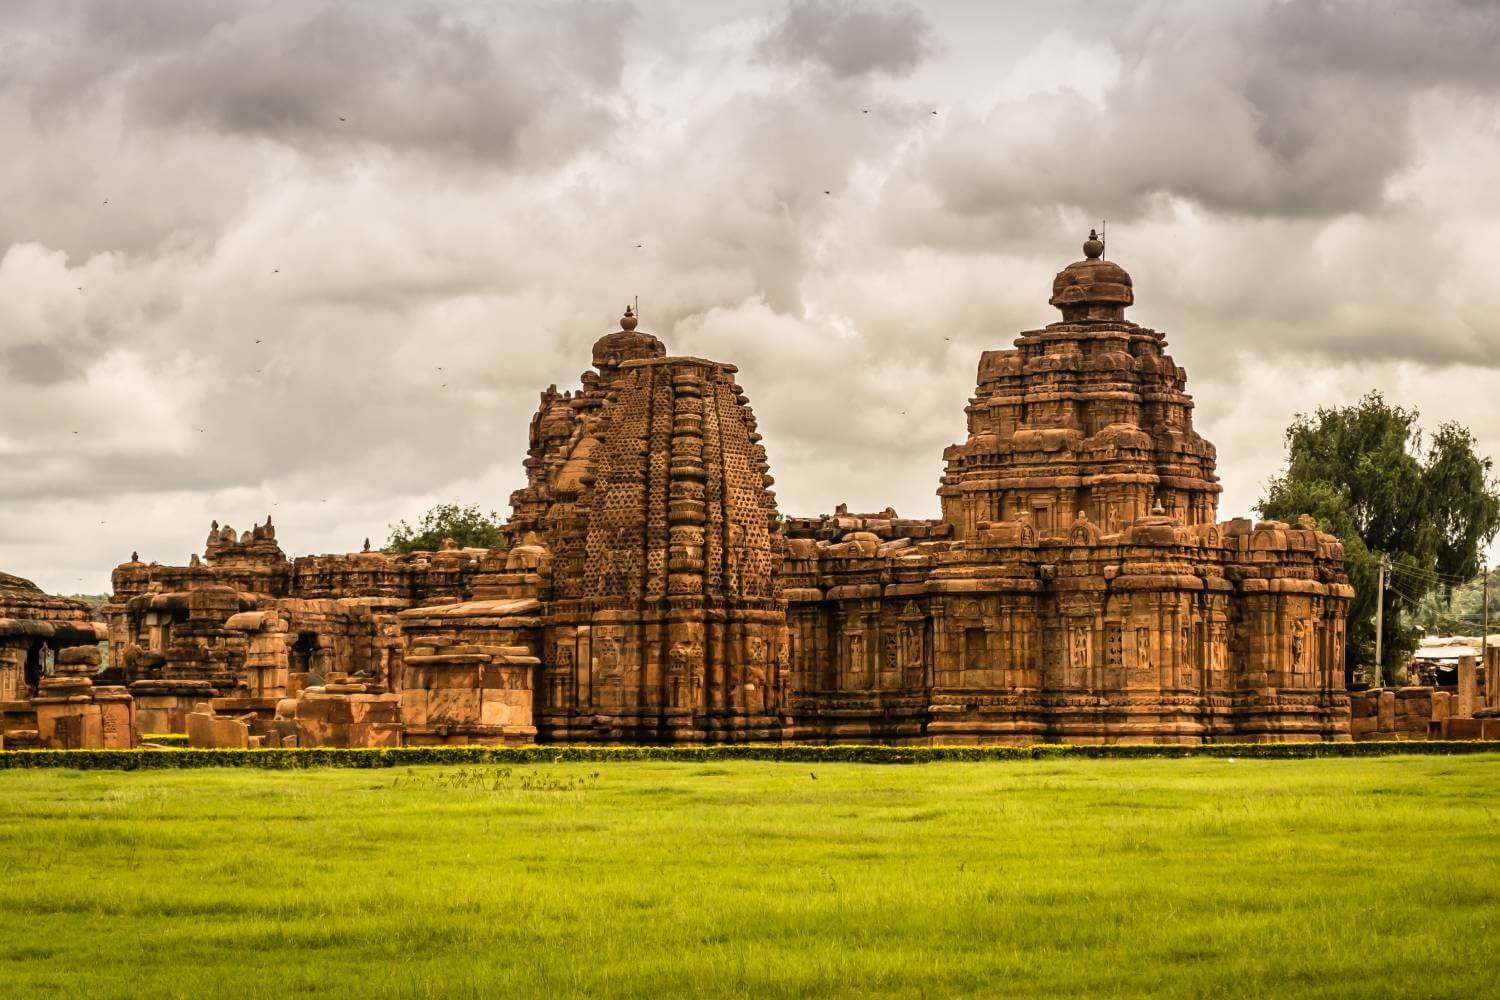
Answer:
[{"left": 385, "top": 503, "right": 508, "bottom": 554}]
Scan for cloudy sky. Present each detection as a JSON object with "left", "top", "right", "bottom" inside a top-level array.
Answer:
[{"left": 3, "top": 0, "right": 1500, "bottom": 594}]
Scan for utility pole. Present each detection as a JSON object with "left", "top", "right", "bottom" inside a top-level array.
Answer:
[
  {"left": 1373, "top": 554, "right": 1388, "bottom": 688},
  {"left": 1483, "top": 562, "right": 1490, "bottom": 705}
]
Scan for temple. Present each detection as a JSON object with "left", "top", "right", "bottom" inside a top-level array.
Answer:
[
  {"left": 2, "top": 236, "right": 1390, "bottom": 749},
  {"left": 783, "top": 234, "right": 1352, "bottom": 742}
]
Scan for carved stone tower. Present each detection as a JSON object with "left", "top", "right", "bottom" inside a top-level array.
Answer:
[
  {"left": 939, "top": 233, "right": 1220, "bottom": 540},
  {"left": 509, "top": 308, "right": 790, "bottom": 742}
]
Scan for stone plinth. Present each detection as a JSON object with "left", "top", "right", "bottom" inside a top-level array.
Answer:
[
  {"left": 398, "top": 599, "right": 540, "bottom": 745},
  {"left": 32, "top": 677, "right": 135, "bottom": 750},
  {"left": 0, "top": 700, "right": 38, "bottom": 749},
  {"left": 128, "top": 678, "right": 218, "bottom": 734},
  {"left": 293, "top": 690, "right": 403, "bottom": 748},
  {"left": 187, "top": 702, "right": 251, "bottom": 749}
]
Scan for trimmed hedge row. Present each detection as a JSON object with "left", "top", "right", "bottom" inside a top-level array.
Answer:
[{"left": 1, "top": 740, "right": 1498, "bottom": 771}]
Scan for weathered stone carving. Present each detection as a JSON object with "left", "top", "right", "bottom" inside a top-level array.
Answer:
[{"left": 507, "top": 308, "right": 790, "bottom": 742}]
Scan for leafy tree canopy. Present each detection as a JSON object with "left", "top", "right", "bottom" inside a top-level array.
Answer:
[
  {"left": 1258, "top": 391, "right": 1500, "bottom": 681},
  {"left": 385, "top": 503, "right": 508, "bottom": 554}
]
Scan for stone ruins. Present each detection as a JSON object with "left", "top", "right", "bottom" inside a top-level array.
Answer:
[
  {"left": 15, "top": 234, "right": 1468, "bottom": 750},
  {"left": 1, "top": 572, "right": 130, "bottom": 749}
]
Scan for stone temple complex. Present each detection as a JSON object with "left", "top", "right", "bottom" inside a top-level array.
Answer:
[
  {"left": 783, "top": 235, "right": 1352, "bottom": 743},
  {"left": 7, "top": 234, "right": 1438, "bottom": 750}
]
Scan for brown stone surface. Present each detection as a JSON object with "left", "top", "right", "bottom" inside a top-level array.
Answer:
[
  {"left": 1457, "top": 655, "right": 1479, "bottom": 718},
  {"left": 502, "top": 309, "right": 790, "bottom": 743}
]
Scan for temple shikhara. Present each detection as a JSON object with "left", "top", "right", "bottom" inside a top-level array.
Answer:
[{"left": 13, "top": 234, "right": 1450, "bottom": 751}]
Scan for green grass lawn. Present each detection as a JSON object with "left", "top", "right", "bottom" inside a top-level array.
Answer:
[{"left": 1, "top": 756, "right": 1496, "bottom": 998}]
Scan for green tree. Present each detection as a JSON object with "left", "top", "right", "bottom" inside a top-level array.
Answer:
[
  {"left": 1258, "top": 392, "right": 1500, "bottom": 682},
  {"left": 385, "top": 503, "right": 509, "bottom": 554}
]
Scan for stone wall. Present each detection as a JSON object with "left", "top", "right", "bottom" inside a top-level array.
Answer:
[
  {"left": 1350, "top": 686, "right": 1500, "bottom": 740},
  {"left": 1351, "top": 648, "right": 1498, "bottom": 740}
]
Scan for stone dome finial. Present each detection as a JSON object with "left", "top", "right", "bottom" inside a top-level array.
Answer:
[
  {"left": 592, "top": 305, "right": 666, "bottom": 375},
  {"left": 1049, "top": 234, "right": 1134, "bottom": 322}
]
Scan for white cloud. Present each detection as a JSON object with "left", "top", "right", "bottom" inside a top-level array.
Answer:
[{"left": 3, "top": 0, "right": 1500, "bottom": 592}]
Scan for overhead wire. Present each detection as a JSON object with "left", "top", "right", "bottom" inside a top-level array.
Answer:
[
  {"left": 1385, "top": 576, "right": 1489, "bottom": 633},
  {"left": 1385, "top": 561, "right": 1482, "bottom": 587}
]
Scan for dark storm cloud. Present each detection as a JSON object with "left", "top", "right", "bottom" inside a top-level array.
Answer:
[
  {"left": 758, "top": 0, "right": 932, "bottom": 78},
  {"left": 1264, "top": 0, "right": 1500, "bottom": 89},
  {"left": 920, "top": 0, "right": 1500, "bottom": 225},
  {"left": 6, "top": 0, "right": 632, "bottom": 166},
  {"left": 1, "top": 343, "right": 84, "bottom": 387}
]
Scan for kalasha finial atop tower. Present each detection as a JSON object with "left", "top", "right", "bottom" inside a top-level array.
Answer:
[
  {"left": 593, "top": 302, "right": 665, "bottom": 373},
  {"left": 1049, "top": 227, "right": 1133, "bottom": 322},
  {"left": 1083, "top": 229, "right": 1104, "bottom": 260}
]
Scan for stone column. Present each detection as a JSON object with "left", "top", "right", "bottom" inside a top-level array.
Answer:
[
  {"left": 1456, "top": 654, "right": 1478, "bottom": 718},
  {"left": 1483, "top": 645, "right": 1500, "bottom": 714}
]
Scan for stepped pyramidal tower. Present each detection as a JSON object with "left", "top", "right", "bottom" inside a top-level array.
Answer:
[{"left": 940, "top": 231, "right": 1220, "bottom": 538}]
